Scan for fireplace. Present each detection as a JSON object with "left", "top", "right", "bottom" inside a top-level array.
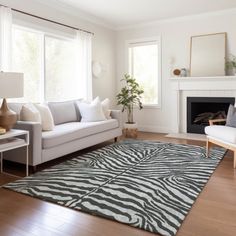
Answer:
[{"left": 187, "top": 97, "right": 235, "bottom": 134}]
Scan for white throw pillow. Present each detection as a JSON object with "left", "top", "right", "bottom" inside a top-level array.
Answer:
[
  {"left": 77, "top": 97, "right": 106, "bottom": 122},
  {"left": 101, "top": 98, "right": 111, "bottom": 119},
  {"left": 20, "top": 103, "right": 41, "bottom": 123},
  {"left": 34, "top": 104, "right": 54, "bottom": 131}
]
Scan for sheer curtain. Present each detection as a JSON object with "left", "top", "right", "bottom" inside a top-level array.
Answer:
[
  {"left": 0, "top": 6, "right": 12, "bottom": 71},
  {"left": 76, "top": 30, "right": 92, "bottom": 101}
]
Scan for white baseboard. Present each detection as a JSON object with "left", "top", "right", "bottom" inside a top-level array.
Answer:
[
  {"left": 166, "top": 133, "right": 206, "bottom": 141},
  {"left": 138, "top": 125, "right": 172, "bottom": 134}
]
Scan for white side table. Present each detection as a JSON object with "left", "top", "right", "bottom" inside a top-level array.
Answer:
[{"left": 0, "top": 129, "right": 29, "bottom": 177}]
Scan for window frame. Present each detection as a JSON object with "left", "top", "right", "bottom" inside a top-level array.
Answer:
[
  {"left": 44, "top": 34, "right": 78, "bottom": 102},
  {"left": 12, "top": 24, "right": 78, "bottom": 103},
  {"left": 12, "top": 24, "right": 44, "bottom": 103},
  {"left": 126, "top": 36, "right": 162, "bottom": 109}
]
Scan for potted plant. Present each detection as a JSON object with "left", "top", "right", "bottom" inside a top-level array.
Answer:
[
  {"left": 116, "top": 74, "right": 144, "bottom": 129},
  {"left": 226, "top": 54, "right": 236, "bottom": 75}
]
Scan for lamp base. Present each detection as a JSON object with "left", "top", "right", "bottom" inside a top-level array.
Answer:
[{"left": 0, "top": 98, "right": 17, "bottom": 131}]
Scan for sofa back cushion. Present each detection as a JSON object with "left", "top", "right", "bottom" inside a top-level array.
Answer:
[
  {"left": 77, "top": 97, "right": 106, "bottom": 122},
  {"left": 20, "top": 103, "right": 41, "bottom": 123},
  {"left": 48, "top": 101, "right": 77, "bottom": 125},
  {"left": 8, "top": 103, "right": 25, "bottom": 120},
  {"left": 34, "top": 104, "right": 54, "bottom": 131}
]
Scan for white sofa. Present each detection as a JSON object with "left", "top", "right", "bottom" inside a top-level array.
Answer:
[{"left": 5, "top": 100, "right": 122, "bottom": 170}]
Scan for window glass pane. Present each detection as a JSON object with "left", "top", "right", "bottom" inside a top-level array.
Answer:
[
  {"left": 12, "top": 27, "right": 42, "bottom": 102},
  {"left": 129, "top": 43, "right": 158, "bottom": 105},
  {"left": 45, "top": 36, "right": 78, "bottom": 102}
]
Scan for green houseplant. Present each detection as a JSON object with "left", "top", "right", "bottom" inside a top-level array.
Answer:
[
  {"left": 116, "top": 74, "right": 144, "bottom": 124},
  {"left": 226, "top": 54, "right": 236, "bottom": 75}
]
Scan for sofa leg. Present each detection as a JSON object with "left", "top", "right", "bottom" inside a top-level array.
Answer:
[
  {"left": 32, "top": 166, "right": 37, "bottom": 173},
  {"left": 114, "top": 137, "right": 118, "bottom": 142}
]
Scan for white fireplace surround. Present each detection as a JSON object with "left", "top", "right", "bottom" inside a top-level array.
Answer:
[{"left": 171, "top": 76, "right": 236, "bottom": 133}]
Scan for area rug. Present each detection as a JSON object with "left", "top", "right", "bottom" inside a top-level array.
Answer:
[{"left": 4, "top": 140, "right": 225, "bottom": 236}]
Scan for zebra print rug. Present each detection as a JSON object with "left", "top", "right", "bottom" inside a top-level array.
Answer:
[{"left": 4, "top": 140, "right": 225, "bottom": 236}]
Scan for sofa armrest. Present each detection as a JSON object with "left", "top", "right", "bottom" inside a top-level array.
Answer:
[
  {"left": 14, "top": 121, "right": 42, "bottom": 166},
  {"left": 110, "top": 110, "right": 123, "bottom": 128}
]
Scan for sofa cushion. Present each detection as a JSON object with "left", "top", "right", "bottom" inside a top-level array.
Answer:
[
  {"left": 42, "top": 119, "right": 119, "bottom": 149},
  {"left": 20, "top": 103, "right": 41, "bottom": 123},
  {"left": 102, "top": 98, "right": 111, "bottom": 119},
  {"left": 205, "top": 125, "right": 236, "bottom": 144},
  {"left": 8, "top": 103, "right": 25, "bottom": 120},
  {"left": 77, "top": 97, "right": 106, "bottom": 122},
  {"left": 48, "top": 101, "right": 77, "bottom": 125},
  {"left": 226, "top": 104, "right": 236, "bottom": 128},
  {"left": 34, "top": 104, "right": 54, "bottom": 131}
]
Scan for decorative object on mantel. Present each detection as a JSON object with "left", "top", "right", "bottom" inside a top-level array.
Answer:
[
  {"left": 116, "top": 74, "right": 144, "bottom": 137},
  {"left": 173, "top": 68, "right": 181, "bottom": 76},
  {"left": 190, "top": 32, "right": 226, "bottom": 77},
  {"left": 0, "top": 72, "right": 24, "bottom": 131},
  {"left": 180, "top": 68, "right": 187, "bottom": 77},
  {"left": 226, "top": 54, "right": 236, "bottom": 76},
  {"left": 173, "top": 68, "right": 187, "bottom": 77}
]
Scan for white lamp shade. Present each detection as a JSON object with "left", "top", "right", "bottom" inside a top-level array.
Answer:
[{"left": 0, "top": 72, "right": 24, "bottom": 98}]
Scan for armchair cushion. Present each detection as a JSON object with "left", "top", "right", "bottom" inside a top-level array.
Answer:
[
  {"left": 226, "top": 104, "right": 236, "bottom": 128},
  {"left": 205, "top": 125, "right": 236, "bottom": 144}
]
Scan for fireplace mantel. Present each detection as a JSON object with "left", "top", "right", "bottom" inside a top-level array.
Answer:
[
  {"left": 170, "top": 76, "right": 236, "bottom": 91},
  {"left": 170, "top": 76, "right": 236, "bottom": 133},
  {"left": 170, "top": 76, "right": 236, "bottom": 81}
]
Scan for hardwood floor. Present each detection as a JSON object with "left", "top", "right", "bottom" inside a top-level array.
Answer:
[{"left": 0, "top": 132, "right": 236, "bottom": 236}]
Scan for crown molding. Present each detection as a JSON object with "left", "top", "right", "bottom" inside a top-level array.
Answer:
[
  {"left": 115, "top": 7, "right": 236, "bottom": 31},
  {"left": 31, "top": 0, "right": 116, "bottom": 30},
  {"left": 13, "top": 1, "right": 236, "bottom": 32}
]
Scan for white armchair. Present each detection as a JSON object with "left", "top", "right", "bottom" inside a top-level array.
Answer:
[{"left": 205, "top": 118, "right": 236, "bottom": 168}]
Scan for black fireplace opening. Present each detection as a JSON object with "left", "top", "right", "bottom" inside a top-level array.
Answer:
[{"left": 187, "top": 97, "right": 235, "bottom": 134}]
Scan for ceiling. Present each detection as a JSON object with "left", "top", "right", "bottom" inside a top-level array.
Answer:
[{"left": 40, "top": 0, "right": 236, "bottom": 29}]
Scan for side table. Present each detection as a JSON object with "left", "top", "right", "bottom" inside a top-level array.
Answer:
[{"left": 0, "top": 129, "right": 29, "bottom": 177}]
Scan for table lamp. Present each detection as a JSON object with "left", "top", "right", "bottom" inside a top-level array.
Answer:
[{"left": 0, "top": 72, "right": 24, "bottom": 131}]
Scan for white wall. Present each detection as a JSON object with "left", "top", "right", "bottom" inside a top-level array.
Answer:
[
  {"left": 0, "top": 0, "right": 117, "bottom": 106},
  {"left": 116, "top": 10, "right": 236, "bottom": 133},
  {"left": 1, "top": 1, "right": 236, "bottom": 131}
]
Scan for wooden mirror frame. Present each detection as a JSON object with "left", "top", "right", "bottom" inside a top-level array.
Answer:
[{"left": 190, "top": 32, "right": 227, "bottom": 77}]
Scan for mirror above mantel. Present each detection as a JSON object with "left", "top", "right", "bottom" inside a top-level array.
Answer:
[{"left": 190, "top": 32, "right": 226, "bottom": 77}]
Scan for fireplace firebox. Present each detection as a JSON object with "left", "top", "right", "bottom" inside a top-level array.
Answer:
[{"left": 187, "top": 97, "right": 235, "bottom": 134}]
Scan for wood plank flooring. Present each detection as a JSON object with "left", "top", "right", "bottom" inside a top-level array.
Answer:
[{"left": 0, "top": 132, "right": 236, "bottom": 236}]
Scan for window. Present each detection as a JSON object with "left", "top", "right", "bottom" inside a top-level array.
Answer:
[
  {"left": 128, "top": 38, "right": 161, "bottom": 107},
  {"left": 12, "top": 25, "right": 82, "bottom": 102},
  {"left": 45, "top": 36, "right": 78, "bottom": 101},
  {"left": 12, "top": 27, "right": 42, "bottom": 102}
]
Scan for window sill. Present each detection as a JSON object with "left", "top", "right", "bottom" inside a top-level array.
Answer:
[{"left": 133, "top": 104, "right": 160, "bottom": 109}]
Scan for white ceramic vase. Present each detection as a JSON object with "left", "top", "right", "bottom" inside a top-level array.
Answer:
[{"left": 123, "top": 122, "right": 138, "bottom": 129}]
